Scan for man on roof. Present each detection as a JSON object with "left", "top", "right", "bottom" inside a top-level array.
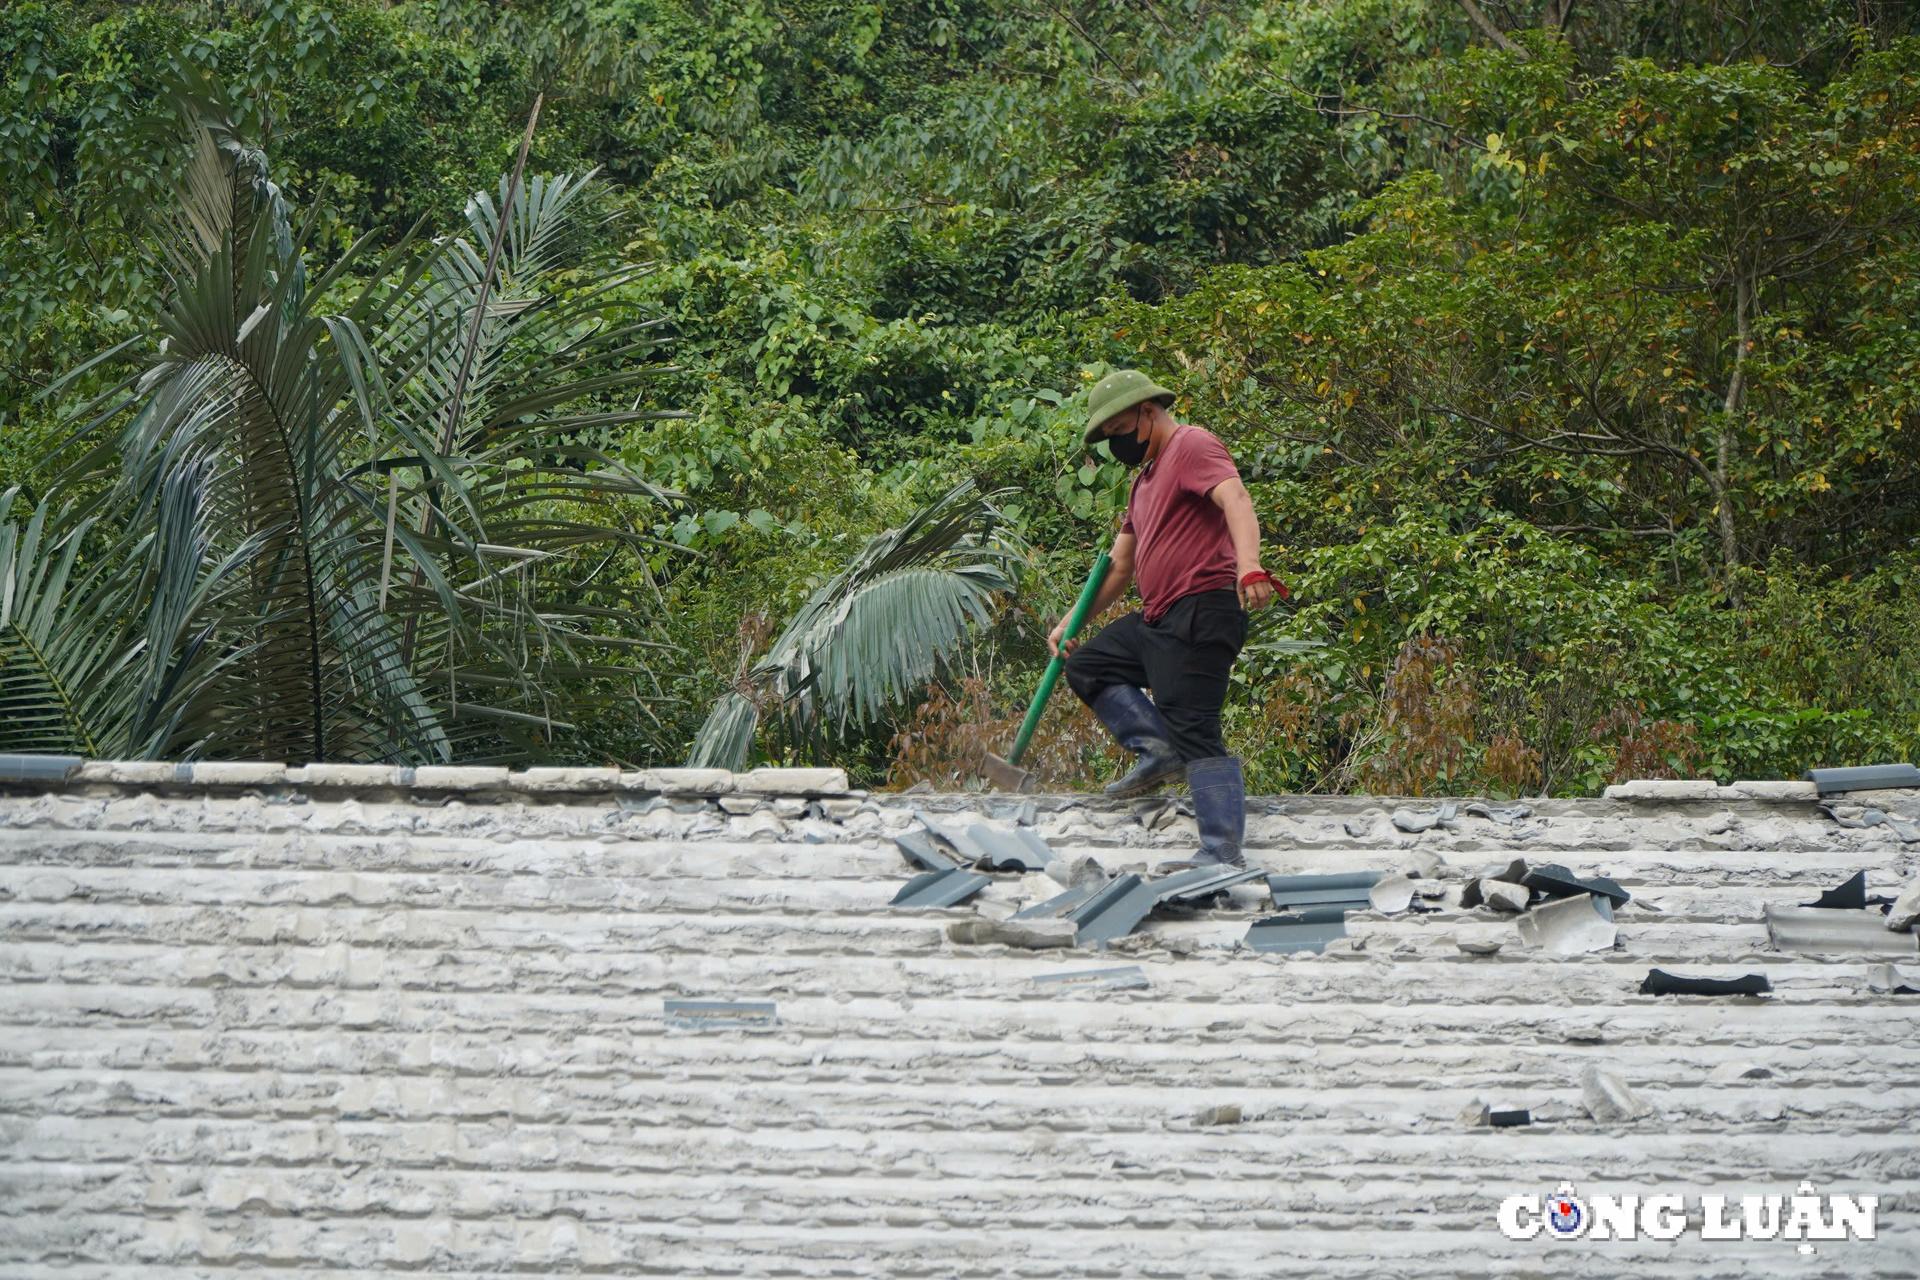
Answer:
[{"left": 1050, "top": 369, "right": 1283, "bottom": 872}]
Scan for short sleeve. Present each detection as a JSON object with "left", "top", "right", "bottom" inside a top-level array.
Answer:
[{"left": 1177, "top": 427, "right": 1240, "bottom": 496}]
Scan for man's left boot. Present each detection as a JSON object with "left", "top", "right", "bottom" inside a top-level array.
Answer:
[
  {"left": 1090, "top": 685, "right": 1187, "bottom": 799},
  {"left": 1154, "top": 755, "right": 1247, "bottom": 874}
]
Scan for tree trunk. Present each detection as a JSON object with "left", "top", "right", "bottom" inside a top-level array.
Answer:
[{"left": 1715, "top": 274, "right": 1749, "bottom": 606}]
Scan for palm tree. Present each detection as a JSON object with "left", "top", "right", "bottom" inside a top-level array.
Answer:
[
  {"left": 2, "top": 104, "right": 677, "bottom": 763},
  {"left": 0, "top": 463, "right": 254, "bottom": 759},
  {"left": 689, "top": 481, "right": 1022, "bottom": 770}
]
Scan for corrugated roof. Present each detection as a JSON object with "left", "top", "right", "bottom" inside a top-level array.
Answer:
[{"left": 2, "top": 763, "right": 1918, "bottom": 1275}]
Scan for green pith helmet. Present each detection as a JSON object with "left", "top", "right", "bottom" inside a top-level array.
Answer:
[{"left": 1082, "top": 369, "right": 1176, "bottom": 447}]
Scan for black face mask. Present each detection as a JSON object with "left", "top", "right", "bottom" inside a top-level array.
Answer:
[{"left": 1105, "top": 428, "right": 1149, "bottom": 467}]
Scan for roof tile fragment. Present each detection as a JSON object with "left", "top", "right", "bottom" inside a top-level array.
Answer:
[
  {"left": 1066, "top": 874, "right": 1162, "bottom": 947},
  {"left": 1522, "top": 863, "right": 1631, "bottom": 908},
  {"left": 1766, "top": 906, "right": 1918, "bottom": 957},
  {"left": 0, "top": 754, "right": 83, "bottom": 783},
  {"left": 965, "top": 824, "right": 1053, "bottom": 872},
  {"left": 1639, "top": 969, "right": 1772, "bottom": 997},
  {"left": 894, "top": 830, "right": 959, "bottom": 872},
  {"left": 1479, "top": 879, "right": 1531, "bottom": 913},
  {"left": 891, "top": 867, "right": 992, "bottom": 909},
  {"left": 1580, "top": 1066, "right": 1656, "bottom": 1123},
  {"left": 1266, "top": 871, "right": 1381, "bottom": 911},
  {"left": 1804, "top": 870, "right": 1869, "bottom": 910},
  {"left": 1886, "top": 881, "right": 1920, "bottom": 933},
  {"left": 1246, "top": 907, "right": 1348, "bottom": 954},
  {"left": 1865, "top": 963, "right": 1920, "bottom": 995},
  {"left": 1516, "top": 893, "right": 1616, "bottom": 954},
  {"left": 1391, "top": 802, "right": 1457, "bottom": 833},
  {"left": 1805, "top": 763, "right": 1920, "bottom": 795}
]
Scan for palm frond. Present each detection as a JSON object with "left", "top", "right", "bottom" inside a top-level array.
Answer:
[{"left": 688, "top": 481, "right": 1023, "bottom": 770}]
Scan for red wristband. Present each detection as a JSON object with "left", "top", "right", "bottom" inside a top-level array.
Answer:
[{"left": 1239, "top": 569, "right": 1289, "bottom": 599}]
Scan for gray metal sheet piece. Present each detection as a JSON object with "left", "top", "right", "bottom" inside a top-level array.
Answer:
[
  {"left": 1806, "top": 763, "right": 1920, "bottom": 794},
  {"left": 1011, "top": 882, "right": 1103, "bottom": 921},
  {"left": 0, "top": 754, "right": 83, "bottom": 783},
  {"left": 965, "top": 823, "right": 1054, "bottom": 872},
  {"left": 912, "top": 810, "right": 991, "bottom": 864},
  {"left": 1067, "top": 874, "right": 1162, "bottom": 947},
  {"left": 893, "top": 830, "right": 960, "bottom": 872},
  {"left": 1245, "top": 906, "right": 1349, "bottom": 954},
  {"left": 890, "top": 867, "right": 992, "bottom": 909},
  {"left": 1156, "top": 865, "right": 1267, "bottom": 904},
  {"left": 1266, "top": 871, "right": 1382, "bottom": 911}
]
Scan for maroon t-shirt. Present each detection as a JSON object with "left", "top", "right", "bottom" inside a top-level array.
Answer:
[{"left": 1120, "top": 424, "right": 1241, "bottom": 623}]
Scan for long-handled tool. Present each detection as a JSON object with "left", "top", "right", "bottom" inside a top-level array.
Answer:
[{"left": 979, "top": 551, "right": 1112, "bottom": 792}]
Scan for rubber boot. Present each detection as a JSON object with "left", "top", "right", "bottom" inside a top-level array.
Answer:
[
  {"left": 1155, "top": 755, "right": 1246, "bottom": 873},
  {"left": 1090, "top": 684, "right": 1186, "bottom": 799}
]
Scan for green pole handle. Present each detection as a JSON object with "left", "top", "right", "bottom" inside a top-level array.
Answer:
[{"left": 1007, "top": 550, "right": 1111, "bottom": 767}]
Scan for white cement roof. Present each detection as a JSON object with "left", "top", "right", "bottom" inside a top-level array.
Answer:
[{"left": 1, "top": 763, "right": 1917, "bottom": 1277}]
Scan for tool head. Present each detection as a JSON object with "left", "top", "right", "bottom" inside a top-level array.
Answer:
[{"left": 979, "top": 751, "right": 1039, "bottom": 793}]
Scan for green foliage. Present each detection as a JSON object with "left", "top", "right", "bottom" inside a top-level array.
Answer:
[
  {"left": 8, "top": 101, "right": 678, "bottom": 763},
  {"left": 4, "top": 0, "right": 1918, "bottom": 785}
]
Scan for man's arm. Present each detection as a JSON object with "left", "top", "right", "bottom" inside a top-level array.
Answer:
[
  {"left": 1048, "top": 532, "right": 1134, "bottom": 657},
  {"left": 1208, "top": 478, "right": 1275, "bottom": 610}
]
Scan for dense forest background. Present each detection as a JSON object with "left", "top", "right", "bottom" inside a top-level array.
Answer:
[{"left": 3, "top": 0, "right": 1918, "bottom": 794}]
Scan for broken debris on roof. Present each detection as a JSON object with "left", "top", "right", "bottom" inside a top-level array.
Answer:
[
  {"left": 1765, "top": 905, "right": 1919, "bottom": 957},
  {"left": 1391, "top": 801, "right": 1458, "bottom": 833},
  {"left": 1246, "top": 906, "right": 1349, "bottom": 954},
  {"left": 964, "top": 823, "right": 1054, "bottom": 872},
  {"left": 1521, "top": 862, "right": 1631, "bottom": 908},
  {"left": 1488, "top": 1109, "right": 1533, "bottom": 1128},
  {"left": 1266, "top": 870, "right": 1382, "bottom": 912},
  {"left": 1803, "top": 870, "right": 1870, "bottom": 910},
  {"left": 1477, "top": 878, "right": 1531, "bottom": 913},
  {"left": 1464, "top": 858, "right": 1630, "bottom": 910},
  {"left": 1156, "top": 864, "right": 1267, "bottom": 906},
  {"left": 1817, "top": 804, "right": 1920, "bottom": 842},
  {"left": 1011, "top": 880, "right": 1104, "bottom": 921},
  {"left": 1805, "top": 763, "right": 1920, "bottom": 794},
  {"left": 1063, "top": 873, "right": 1164, "bottom": 947},
  {"left": 665, "top": 999, "right": 779, "bottom": 1031},
  {"left": 891, "top": 866, "right": 992, "bottom": 909},
  {"left": 1367, "top": 874, "right": 1417, "bottom": 913},
  {"left": 894, "top": 829, "right": 960, "bottom": 871},
  {"left": 1516, "top": 893, "right": 1616, "bottom": 954},
  {"left": 1639, "top": 969, "right": 1772, "bottom": 997},
  {"left": 1866, "top": 963, "right": 1920, "bottom": 995},
  {"left": 1580, "top": 1066, "right": 1656, "bottom": 1123},
  {"left": 1888, "top": 881, "right": 1920, "bottom": 932}
]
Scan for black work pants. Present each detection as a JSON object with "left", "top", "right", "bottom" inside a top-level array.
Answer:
[{"left": 1063, "top": 588, "right": 1248, "bottom": 762}]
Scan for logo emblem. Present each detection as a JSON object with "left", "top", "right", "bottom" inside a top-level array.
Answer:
[{"left": 1545, "top": 1183, "right": 1587, "bottom": 1239}]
